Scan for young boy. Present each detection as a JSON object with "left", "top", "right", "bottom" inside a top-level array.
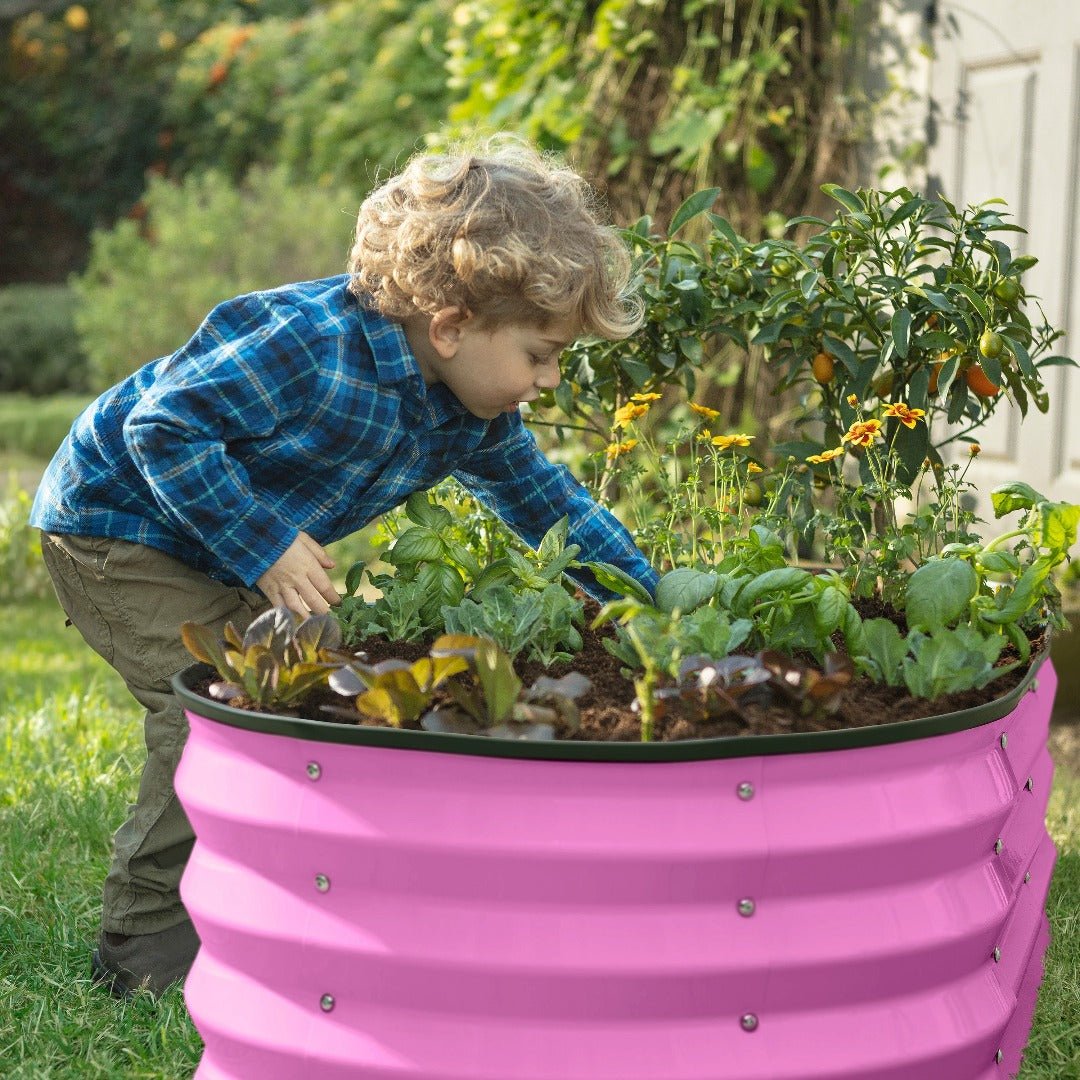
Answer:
[{"left": 30, "top": 140, "right": 659, "bottom": 998}]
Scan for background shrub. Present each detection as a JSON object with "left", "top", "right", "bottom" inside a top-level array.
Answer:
[
  {"left": 0, "top": 394, "right": 94, "bottom": 462},
  {"left": 0, "top": 285, "right": 90, "bottom": 395},
  {"left": 0, "top": 476, "right": 52, "bottom": 601},
  {"left": 72, "top": 165, "right": 360, "bottom": 387}
]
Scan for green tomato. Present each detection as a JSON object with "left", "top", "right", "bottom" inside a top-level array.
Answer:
[
  {"left": 994, "top": 278, "right": 1021, "bottom": 304},
  {"left": 979, "top": 330, "right": 1005, "bottom": 359}
]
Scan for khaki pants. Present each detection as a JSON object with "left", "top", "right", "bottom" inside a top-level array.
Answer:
[{"left": 40, "top": 533, "right": 269, "bottom": 935}]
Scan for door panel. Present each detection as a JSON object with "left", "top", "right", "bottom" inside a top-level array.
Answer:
[{"left": 928, "top": 2, "right": 1080, "bottom": 518}]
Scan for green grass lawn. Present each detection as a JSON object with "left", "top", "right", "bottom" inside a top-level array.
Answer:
[{"left": 1, "top": 594, "right": 1078, "bottom": 1078}]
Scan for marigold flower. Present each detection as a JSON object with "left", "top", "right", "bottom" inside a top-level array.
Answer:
[
  {"left": 712, "top": 433, "right": 755, "bottom": 451},
  {"left": 806, "top": 446, "right": 845, "bottom": 464},
  {"left": 605, "top": 438, "right": 638, "bottom": 460},
  {"left": 846, "top": 393, "right": 859, "bottom": 407},
  {"left": 881, "top": 401, "right": 926, "bottom": 429},
  {"left": 841, "top": 418, "right": 883, "bottom": 448},
  {"left": 689, "top": 402, "right": 721, "bottom": 420},
  {"left": 631, "top": 392, "right": 662, "bottom": 403},
  {"left": 747, "top": 462, "right": 764, "bottom": 474},
  {"left": 968, "top": 443, "right": 982, "bottom": 457},
  {"left": 613, "top": 402, "right": 650, "bottom": 430}
]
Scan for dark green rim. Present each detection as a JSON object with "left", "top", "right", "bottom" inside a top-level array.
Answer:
[{"left": 172, "top": 649, "right": 1050, "bottom": 763}]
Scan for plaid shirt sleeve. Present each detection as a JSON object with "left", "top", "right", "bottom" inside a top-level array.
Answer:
[
  {"left": 452, "top": 416, "right": 659, "bottom": 602},
  {"left": 122, "top": 292, "right": 321, "bottom": 586}
]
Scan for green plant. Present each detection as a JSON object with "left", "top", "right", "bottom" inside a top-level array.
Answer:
[
  {"left": 72, "top": 166, "right": 359, "bottom": 388},
  {"left": 442, "top": 583, "right": 583, "bottom": 666},
  {"left": 180, "top": 607, "right": 342, "bottom": 709},
  {"left": 0, "top": 394, "right": 94, "bottom": 462},
  {"left": 0, "top": 477, "right": 53, "bottom": 602},
  {"left": 0, "top": 286, "right": 89, "bottom": 396},
  {"left": 324, "top": 634, "right": 591, "bottom": 741}
]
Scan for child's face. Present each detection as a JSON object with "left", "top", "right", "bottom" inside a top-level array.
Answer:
[{"left": 433, "top": 314, "right": 578, "bottom": 421}]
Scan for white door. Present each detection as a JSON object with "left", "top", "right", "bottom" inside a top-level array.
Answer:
[{"left": 928, "top": 0, "right": 1080, "bottom": 519}]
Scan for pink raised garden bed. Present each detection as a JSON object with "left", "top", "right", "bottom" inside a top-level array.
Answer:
[{"left": 173, "top": 654, "right": 1058, "bottom": 1080}]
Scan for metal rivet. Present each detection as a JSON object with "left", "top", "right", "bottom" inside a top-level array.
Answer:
[
  {"left": 995, "top": 1049, "right": 1003, "bottom": 1064},
  {"left": 737, "top": 782, "right": 755, "bottom": 801},
  {"left": 993, "top": 947, "right": 1001, "bottom": 963},
  {"left": 320, "top": 993, "right": 335, "bottom": 1012},
  {"left": 740, "top": 1013, "right": 759, "bottom": 1032},
  {"left": 738, "top": 898, "right": 756, "bottom": 917},
  {"left": 306, "top": 761, "right": 322, "bottom": 781},
  {"left": 999, "top": 733, "right": 1008, "bottom": 749},
  {"left": 315, "top": 873, "right": 330, "bottom": 893},
  {"left": 995, "top": 838, "right": 1004, "bottom": 854},
  {"left": 1025, "top": 776, "right": 1034, "bottom": 792},
  {"left": 1024, "top": 871, "right": 1031, "bottom": 884}
]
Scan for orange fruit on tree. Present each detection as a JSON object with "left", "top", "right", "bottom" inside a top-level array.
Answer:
[
  {"left": 928, "top": 360, "right": 944, "bottom": 395},
  {"left": 979, "top": 330, "right": 1005, "bottom": 359},
  {"left": 964, "top": 363, "right": 1000, "bottom": 398},
  {"left": 812, "top": 351, "right": 835, "bottom": 384}
]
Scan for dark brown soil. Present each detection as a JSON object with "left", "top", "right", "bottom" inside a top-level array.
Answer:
[{"left": 194, "top": 598, "right": 1042, "bottom": 742}]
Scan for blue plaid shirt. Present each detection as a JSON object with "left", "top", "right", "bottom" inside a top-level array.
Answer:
[{"left": 31, "top": 276, "right": 657, "bottom": 599}]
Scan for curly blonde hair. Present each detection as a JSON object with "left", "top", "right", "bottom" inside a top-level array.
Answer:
[{"left": 347, "top": 138, "right": 643, "bottom": 340}]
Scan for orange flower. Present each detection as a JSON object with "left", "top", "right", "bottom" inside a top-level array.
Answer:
[
  {"left": 747, "top": 462, "right": 764, "bottom": 474},
  {"left": 846, "top": 393, "right": 859, "bottom": 407},
  {"left": 605, "top": 439, "right": 638, "bottom": 460},
  {"left": 689, "top": 402, "right": 720, "bottom": 421},
  {"left": 968, "top": 443, "right": 981, "bottom": 457},
  {"left": 207, "top": 60, "right": 229, "bottom": 88},
  {"left": 631, "top": 392, "right": 662, "bottom": 403},
  {"left": 712, "top": 433, "right": 754, "bottom": 451},
  {"left": 841, "top": 419, "right": 883, "bottom": 448},
  {"left": 881, "top": 401, "right": 926, "bottom": 429},
  {"left": 806, "top": 447, "right": 845, "bottom": 464},
  {"left": 613, "top": 402, "right": 650, "bottom": 430}
]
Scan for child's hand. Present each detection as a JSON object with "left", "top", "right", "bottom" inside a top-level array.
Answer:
[{"left": 256, "top": 531, "right": 339, "bottom": 616}]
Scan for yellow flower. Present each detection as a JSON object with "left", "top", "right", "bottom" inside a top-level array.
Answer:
[
  {"left": 747, "top": 462, "right": 763, "bottom": 474},
  {"left": 631, "top": 392, "right": 662, "bottom": 403},
  {"left": 881, "top": 401, "right": 926, "bottom": 429},
  {"left": 846, "top": 394, "right": 859, "bottom": 407},
  {"left": 807, "top": 446, "right": 845, "bottom": 464},
  {"left": 696, "top": 428, "right": 713, "bottom": 442},
  {"left": 968, "top": 443, "right": 981, "bottom": 457},
  {"left": 841, "top": 419, "right": 883, "bottom": 448},
  {"left": 605, "top": 438, "right": 638, "bottom": 460},
  {"left": 689, "top": 402, "right": 721, "bottom": 421},
  {"left": 613, "top": 402, "right": 650, "bottom": 430},
  {"left": 712, "top": 433, "right": 754, "bottom": 451}
]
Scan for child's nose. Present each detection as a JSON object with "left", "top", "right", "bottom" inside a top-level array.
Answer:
[{"left": 535, "top": 361, "right": 561, "bottom": 390}]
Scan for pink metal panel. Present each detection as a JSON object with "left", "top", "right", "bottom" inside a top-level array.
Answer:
[{"left": 176, "top": 663, "right": 1057, "bottom": 1079}]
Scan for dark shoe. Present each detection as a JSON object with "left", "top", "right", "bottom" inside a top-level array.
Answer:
[{"left": 90, "top": 918, "right": 200, "bottom": 999}]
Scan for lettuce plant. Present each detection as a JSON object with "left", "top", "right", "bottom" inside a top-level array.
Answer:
[{"left": 181, "top": 607, "right": 342, "bottom": 709}]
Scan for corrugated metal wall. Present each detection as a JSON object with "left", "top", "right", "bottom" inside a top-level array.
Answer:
[{"left": 176, "top": 664, "right": 1056, "bottom": 1079}]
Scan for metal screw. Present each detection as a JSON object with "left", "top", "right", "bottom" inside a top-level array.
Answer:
[
  {"left": 737, "top": 782, "right": 755, "bottom": 801},
  {"left": 740, "top": 1013, "right": 759, "bottom": 1032},
  {"left": 995, "top": 838, "right": 1004, "bottom": 854},
  {"left": 995, "top": 1049, "right": 1003, "bottom": 1064},
  {"left": 738, "top": 898, "right": 756, "bottom": 917},
  {"left": 320, "top": 994, "right": 335, "bottom": 1012},
  {"left": 1024, "top": 872, "right": 1031, "bottom": 884},
  {"left": 1025, "top": 777, "right": 1034, "bottom": 792},
  {"left": 315, "top": 873, "right": 330, "bottom": 893},
  {"left": 306, "top": 761, "right": 322, "bottom": 781},
  {"left": 993, "top": 947, "right": 1001, "bottom": 963},
  {"left": 999, "top": 733, "right": 1008, "bottom": 749}
]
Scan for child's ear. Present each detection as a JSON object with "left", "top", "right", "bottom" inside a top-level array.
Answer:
[{"left": 428, "top": 306, "right": 473, "bottom": 359}]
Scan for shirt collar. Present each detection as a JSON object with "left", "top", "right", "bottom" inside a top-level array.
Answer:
[{"left": 353, "top": 293, "right": 480, "bottom": 429}]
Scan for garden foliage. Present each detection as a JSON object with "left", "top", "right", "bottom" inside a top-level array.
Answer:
[{"left": 0, "top": 285, "right": 88, "bottom": 396}]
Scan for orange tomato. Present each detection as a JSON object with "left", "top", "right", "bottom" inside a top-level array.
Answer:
[
  {"left": 812, "top": 351, "right": 835, "bottom": 385},
  {"left": 964, "top": 363, "right": 1000, "bottom": 398}
]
